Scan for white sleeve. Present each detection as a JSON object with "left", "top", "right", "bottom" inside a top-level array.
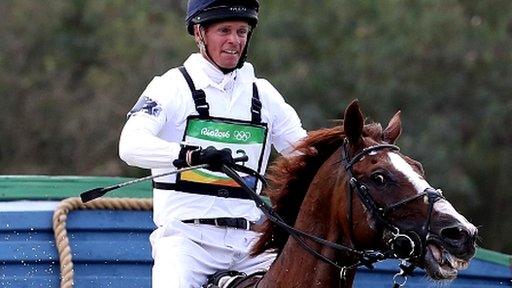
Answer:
[
  {"left": 118, "top": 76, "right": 182, "bottom": 169},
  {"left": 258, "top": 80, "right": 307, "bottom": 155}
]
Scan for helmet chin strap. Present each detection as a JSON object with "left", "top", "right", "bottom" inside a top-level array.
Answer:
[{"left": 196, "top": 24, "right": 247, "bottom": 74}]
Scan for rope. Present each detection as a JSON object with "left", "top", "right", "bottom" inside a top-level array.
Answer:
[{"left": 52, "top": 197, "right": 153, "bottom": 288}]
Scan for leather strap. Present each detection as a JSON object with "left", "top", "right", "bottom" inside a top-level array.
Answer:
[
  {"left": 182, "top": 217, "right": 254, "bottom": 230},
  {"left": 178, "top": 66, "right": 209, "bottom": 118}
]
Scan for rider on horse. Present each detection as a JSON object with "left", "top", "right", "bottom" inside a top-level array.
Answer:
[{"left": 118, "top": 0, "right": 306, "bottom": 287}]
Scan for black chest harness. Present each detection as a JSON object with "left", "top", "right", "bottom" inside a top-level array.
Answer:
[{"left": 153, "top": 66, "right": 267, "bottom": 200}]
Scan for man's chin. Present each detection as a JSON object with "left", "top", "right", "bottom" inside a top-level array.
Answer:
[
  {"left": 218, "top": 54, "right": 241, "bottom": 69},
  {"left": 218, "top": 62, "right": 239, "bottom": 70}
]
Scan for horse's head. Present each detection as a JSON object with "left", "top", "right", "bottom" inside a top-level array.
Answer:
[{"left": 340, "top": 100, "right": 477, "bottom": 280}]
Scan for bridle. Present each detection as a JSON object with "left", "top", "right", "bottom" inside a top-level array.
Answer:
[
  {"left": 221, "top": 138, "right": 445, "bottom": 287},
  {"left": 341, "top": 139, "right": 445, "bottom": 263}
]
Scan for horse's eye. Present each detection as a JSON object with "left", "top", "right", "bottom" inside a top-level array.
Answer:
[{"left": 371, "top": 173, "right": 386, "bottom": 186}]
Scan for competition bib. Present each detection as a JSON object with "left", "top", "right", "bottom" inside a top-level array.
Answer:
[{"left": 175, "top": 116, "right": 268, "bottom": 194}]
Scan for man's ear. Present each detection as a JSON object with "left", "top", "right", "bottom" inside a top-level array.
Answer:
[
  {"left": 193, "top": 24, "right": 206, "bottom": 48},
  {"left": 193, "top": 25, "right": 201, "bottom": 42}
]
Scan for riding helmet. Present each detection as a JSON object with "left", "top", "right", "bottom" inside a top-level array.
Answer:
[{"left": 186, "top": 0, "right": 259, "bottom": 35}]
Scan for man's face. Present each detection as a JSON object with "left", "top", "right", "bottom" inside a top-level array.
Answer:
[{"left": 197, "top": 21, "right": 251, "bottom": 69}]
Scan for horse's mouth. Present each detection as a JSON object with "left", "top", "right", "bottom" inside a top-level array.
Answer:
[{"left": 423, "top": 241, "right": 470, "bottom": 280}]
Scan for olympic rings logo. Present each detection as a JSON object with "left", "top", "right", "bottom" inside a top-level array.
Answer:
[{"left": 233, "top": 130, "right": 251, "bottom": 141}]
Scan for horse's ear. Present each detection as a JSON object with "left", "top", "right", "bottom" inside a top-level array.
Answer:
[
  {"left": 383, "top": 111, "right": 402, "bottom": 144},
  {"left": 343, "top": 100, "right": 364, "bottom": 144}
]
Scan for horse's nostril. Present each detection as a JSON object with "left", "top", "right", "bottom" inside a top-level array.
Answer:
[{"left": 441, "top": 226, "right": 468, "bottom": 242}]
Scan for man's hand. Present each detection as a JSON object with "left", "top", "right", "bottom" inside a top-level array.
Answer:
[{"left": 173, "top": 146, "right": 234, "bottom": 172}]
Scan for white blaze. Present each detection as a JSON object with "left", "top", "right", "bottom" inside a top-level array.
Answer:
[
  {"left": 387, "top": 152, "right": 476, "bottom": 232},
  {"left": 388, "top": 152, "right": 430, "bottom": 193}
]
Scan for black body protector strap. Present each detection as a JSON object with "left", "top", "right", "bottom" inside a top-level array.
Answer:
[{"left": 178, "top": 66, "right": 262, "bottom": 123}]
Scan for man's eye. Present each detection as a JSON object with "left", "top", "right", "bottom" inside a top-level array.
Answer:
[{"left": 237, "top": 29, "right": 249, "bottom": 37}]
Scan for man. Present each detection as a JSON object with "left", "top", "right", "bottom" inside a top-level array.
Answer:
[{"left": 119, "top": 0, "right": 307, "bottom": 287}]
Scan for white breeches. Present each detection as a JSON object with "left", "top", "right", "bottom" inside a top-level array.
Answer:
[{"left": 150, "top": 220, "right": 276, "bottom": 288}]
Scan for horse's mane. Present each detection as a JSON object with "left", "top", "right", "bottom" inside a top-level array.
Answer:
[{"left": 252, "top": 122, "right": 384, "bottom": 255}]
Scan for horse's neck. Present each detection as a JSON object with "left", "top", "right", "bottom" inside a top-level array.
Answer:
[
  {"left": 259, "top": 165, "right": 357, "bottom": 287},
  {"left": 259, "top": 211, "right": 356, "bottom": 287}
]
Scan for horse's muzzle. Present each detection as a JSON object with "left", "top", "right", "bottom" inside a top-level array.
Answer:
[{"left": 422, "top": 218, "right": 478, "bottom": 280}]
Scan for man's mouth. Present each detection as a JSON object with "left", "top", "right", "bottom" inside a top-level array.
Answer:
[{"left": 223, "top": 50, "right": 238, "bottom": 55}]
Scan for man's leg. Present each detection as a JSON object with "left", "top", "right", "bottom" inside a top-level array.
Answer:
[
  {"left": 151, "top": 223, "right": 238, "bottom": 288},
  {"left": 226, "top": 230, "right": 277, "bottom": 275},
  {"left": 152, "top": 235, "right": 212, "bottom": 288}
]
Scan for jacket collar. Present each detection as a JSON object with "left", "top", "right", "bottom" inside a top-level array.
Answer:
[{"left": 183, "top": 53, "right": 255, "bottom": 92}]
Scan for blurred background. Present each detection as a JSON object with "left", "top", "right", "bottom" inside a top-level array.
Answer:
[{"left": 1, "top": 1, "right": 511, "bottom": 254}]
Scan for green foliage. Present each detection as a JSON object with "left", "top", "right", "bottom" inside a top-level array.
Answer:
[
  {"left": 1, "top": 0, "right": 193, "bottom": 175},
  {"left": 1, "top": 0, "right": 511, "bottom": 253}
]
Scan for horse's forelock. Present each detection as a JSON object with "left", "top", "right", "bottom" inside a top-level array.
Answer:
[{"left": 363, "top": 122, "right": 383, "bottom": 140}]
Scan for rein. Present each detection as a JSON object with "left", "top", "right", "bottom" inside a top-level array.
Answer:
[
  {"left": 78, "top": 139, "right": 445, "bottom": 286},
  {"left": 221, "top": 165, "right": 373, "bottom": 271}
]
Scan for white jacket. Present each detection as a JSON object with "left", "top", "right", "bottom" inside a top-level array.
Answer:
[{"left": 119, "top": 53, "right": 306, "bottom": 227}]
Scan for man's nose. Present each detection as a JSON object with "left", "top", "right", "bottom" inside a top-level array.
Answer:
[{"left": 227, "top": 32, "right": 241, "bottom": 44}]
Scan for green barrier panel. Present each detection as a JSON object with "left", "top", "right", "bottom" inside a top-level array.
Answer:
[{"left": 0, "top": 175, "right": 152, "bottom": 200}]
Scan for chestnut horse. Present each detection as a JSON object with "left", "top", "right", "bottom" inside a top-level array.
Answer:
[{"left": 240, "top": 101, "right": 477, "bottom": 287}]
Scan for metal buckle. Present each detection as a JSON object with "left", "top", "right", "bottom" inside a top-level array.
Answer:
[
  {"left": 390, "top": 231, "right": 415, "bottom": 259},
  {"left": 214, "top": 218, "right": 220, "bottom": 227}
]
